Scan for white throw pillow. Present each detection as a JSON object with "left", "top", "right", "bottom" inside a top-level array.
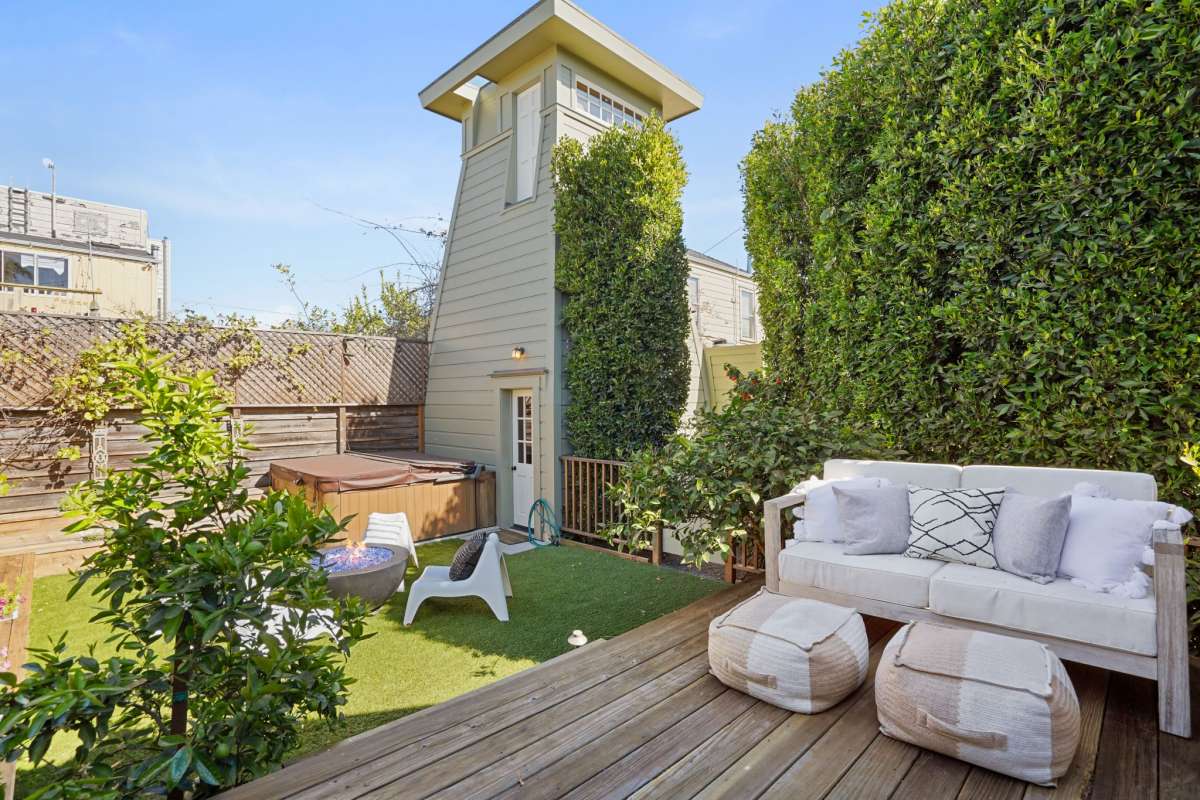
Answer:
[
  {"left": 790, "top": 476, "right": 893, "bottom": 542},
  {"left": 1057, "top": 494, "right": 1191, "bottom": 598}
]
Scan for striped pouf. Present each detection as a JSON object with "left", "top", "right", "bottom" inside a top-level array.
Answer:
[
  {"left": 876, "top": 622, "right": 1081, "bottom": 786},
  {"left": 708, "top": 588, "right": 868, "bottom": 713}
]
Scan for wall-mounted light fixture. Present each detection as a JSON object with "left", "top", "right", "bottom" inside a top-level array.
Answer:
[{"left": 511, "top": 346, "right": 526, "bottom": 360}]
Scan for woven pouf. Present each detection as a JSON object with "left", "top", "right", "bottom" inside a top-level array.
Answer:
[
  {"left": 876, "top": 622, "right": 1081, "bottom": 786},
  {"left": 708, "top": 588, "right": 868, "bottom": 713}
]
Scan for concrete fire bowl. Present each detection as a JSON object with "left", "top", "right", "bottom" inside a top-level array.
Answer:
[{"left": 316, "top": 544, "right": 410, "bottom": 609}]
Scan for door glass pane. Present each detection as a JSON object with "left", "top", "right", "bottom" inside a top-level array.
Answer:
[
  {"left": 37, "top": 255, "right": 68, "bottom": 288},
  {"left": 2, "top": 252, "right": 35, "bottom": 285}
]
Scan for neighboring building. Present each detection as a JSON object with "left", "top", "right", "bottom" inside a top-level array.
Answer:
[
  {"left": 0, "top": 185, "right": 170, "bottom": 318},
  {"left": 684, "top": 249, "right": 761, "bottom": 422},
  {"left": 421, "top": 0, "right": 736, "bottom": 529}
]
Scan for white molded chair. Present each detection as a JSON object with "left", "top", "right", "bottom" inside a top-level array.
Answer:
[
  {"left": 403, "top": 532, "right": 512, "bottom": 625},
  {"left": 363, "top": 512, "right": 418, "bottom": 567},
  {"left": 364, "top": 512, "right": 417, "bottom": 593}
]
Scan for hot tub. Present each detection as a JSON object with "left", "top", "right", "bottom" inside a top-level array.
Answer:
[{"left": 270, "top": 452, "right": 494, "bottom": 543}]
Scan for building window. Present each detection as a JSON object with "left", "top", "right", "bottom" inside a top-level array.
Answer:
[
  {"left": 515, "top": 82, "right": 542, "bottom": 202},
  {"left": 37, "top": 255, "right": 68, "bottom": 288},
  {"left": 1, "top": 250, "right": 68, "bottom": 289},
  {"left": 575, "top": 79, "right": 644, "bottom": 127},
  {"left": 687, "top": 276, "right": 699, "bottom": 309},
  {"left": 739, "top": 287, "right": 756, "bottom": 341},
  {"left": 2, "top": 251, "right": 35, "bottom": 285}
]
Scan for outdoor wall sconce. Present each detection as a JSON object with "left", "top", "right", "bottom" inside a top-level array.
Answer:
[{"left": 511, "top": 346, "right": 526, "bottom": 360}]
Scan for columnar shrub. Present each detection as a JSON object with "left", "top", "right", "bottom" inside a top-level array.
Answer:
[
  {"left": 551, "top": 116, "right": 691, "bottom": 459},
  {"left": 743, "top": 0, "right": 1200, "bottom": 507}
]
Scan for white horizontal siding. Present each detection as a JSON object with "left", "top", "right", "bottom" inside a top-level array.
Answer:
[{"left": 425, "top": 110, "right": 556, "bottom": 471}]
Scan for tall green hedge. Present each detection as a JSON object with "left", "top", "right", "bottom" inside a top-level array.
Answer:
[
  {"left": 743, "top": 0, "right": 1200, "bottom": 506},
  {"left": 552, "top": 116, "right": 691, "bottom": 458}
]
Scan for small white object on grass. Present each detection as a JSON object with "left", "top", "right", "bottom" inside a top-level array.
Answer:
[{"left": 568, "top": 630, "right": 588, "bottom": 647}]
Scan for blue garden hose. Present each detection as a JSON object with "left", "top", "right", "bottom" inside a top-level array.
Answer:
[{"left": 526, "top": 498, "right": 561, "bottom": 547}]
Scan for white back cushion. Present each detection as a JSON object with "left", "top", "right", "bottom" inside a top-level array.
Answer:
[
  {"left": 824, "top": 459, "right": 961, "bottom": 489},
  {"left": 961, "top": 465, "right": 1156, "bottom": 501}
]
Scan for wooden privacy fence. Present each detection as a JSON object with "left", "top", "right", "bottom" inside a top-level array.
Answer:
[
  {"left": 560, "top": 454, "right": 764, "bottom": 582},
  {"left": 0, "top": 404, "right": 423, "bottom": 536},
  {"left": 0, "top": 312, "right": 428, "bottom": 409},
  {"left": 0, "top": 311, "right": 431, "bottom": 542}
]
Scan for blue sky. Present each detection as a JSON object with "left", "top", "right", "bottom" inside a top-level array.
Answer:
[{"left": 1, "top": 1, "right": 877, "bottom": 325}]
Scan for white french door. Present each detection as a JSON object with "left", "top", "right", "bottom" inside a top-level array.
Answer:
[{"left": 511, "top": 390, "right": 534, "bottom": 527}]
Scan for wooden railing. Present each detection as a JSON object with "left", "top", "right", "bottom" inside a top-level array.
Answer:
[
  {"left": 559, "top": 454, "right": 771, "bottom": 581},
  {"left": 560, "top": 455, "right": 661, "bottom": 564},
  {"left": 726, "top": 533, "right": 766, "bottom": 583}
]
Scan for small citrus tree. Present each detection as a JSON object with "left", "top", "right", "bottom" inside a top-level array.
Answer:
[{"left": 0, "top": 349, "right": 368, "bottom": 799}]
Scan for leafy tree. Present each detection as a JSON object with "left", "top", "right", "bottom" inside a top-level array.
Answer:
[
  {"left": 551, "top": 115, "right": 691, "bottom": 459},
  {"left": 0, "top": 349, "right": 368, "bottom": 799},
  {"left": 605, "top": 367, "right": 892, "bottom": 565},
  {"left": 273, "top": 264, "right": 428, "bottom": 339}
]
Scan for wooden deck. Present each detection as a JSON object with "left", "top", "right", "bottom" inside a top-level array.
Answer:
[{"left": 221, "top": 581, "right": 1198, "bottom": 800}]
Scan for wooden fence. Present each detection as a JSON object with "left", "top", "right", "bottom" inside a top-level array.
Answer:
[
  {"left": 560, "top": 455, "right": 660, "bottom": 563},
  {"left": 0, "top": 404, "right": 422, "bottom": 538},
  {"left": 560, "top": 454, "right": 765, "bottom": 581},
  {"left": 0, "top": 311, "right": 431, "bottom": 563}
]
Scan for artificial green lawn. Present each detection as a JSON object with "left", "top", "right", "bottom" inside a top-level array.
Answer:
[{"left": 16, "top": 540, "right": 722, "bottom": 795}]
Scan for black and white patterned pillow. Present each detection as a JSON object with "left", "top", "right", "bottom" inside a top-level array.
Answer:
[
  {"left": 448, "top": 532, "right": 488, "bottom": 581},
  {"left": 905, "top": 486, "right": 1004, "bottom": 569}
]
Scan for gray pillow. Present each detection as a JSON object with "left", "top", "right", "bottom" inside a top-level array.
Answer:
[
  {"left": 992, "top": 492, "right": 1071, "bottom": 584},
  {"left": 833, "top": 484, "right": 911, "bottom": 555}
]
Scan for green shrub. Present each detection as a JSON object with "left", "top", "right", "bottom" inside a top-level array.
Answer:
[
  {"left": 0, "top": 350, "right": 368, "bottom": 799},
  {"left": 551, "top": 116, "right": 691, "bottom": 459},
  {"left": 1184, "top": 445, "right": 1200, "bottom": 652},
  {"left": 605, "top": 368, "right": 894, "bottom": 565},
  {"left": 743, "top": 0, "right": 1200, "bottom": 508}
]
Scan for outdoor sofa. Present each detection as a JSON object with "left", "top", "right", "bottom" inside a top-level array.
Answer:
[{"left": 764, "top": 459, "right": 1192, "bottom": 737}]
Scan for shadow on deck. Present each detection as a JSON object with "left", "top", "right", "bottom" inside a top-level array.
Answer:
[{"left": 219, "top": 580, "right": 1199, "bottom": 799}]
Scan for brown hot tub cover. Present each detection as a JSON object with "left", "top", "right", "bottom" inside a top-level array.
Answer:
[{"left": 270, "top": 454, "right": 420, "bottom": 493}]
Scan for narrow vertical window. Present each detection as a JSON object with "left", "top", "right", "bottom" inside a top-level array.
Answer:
[
  {"left": 739, "top": 287, "right": 756, "bottom": 341},
  {"left": 515, "top": 82, "right": 542, "bottom": 202},
  {"left": 687, "top": 276, "right": 699, "bottom": 309}
]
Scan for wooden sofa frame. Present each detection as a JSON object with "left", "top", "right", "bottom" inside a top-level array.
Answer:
[{"left": 764, "top": 492, "right": 1193, "bottom": 738}]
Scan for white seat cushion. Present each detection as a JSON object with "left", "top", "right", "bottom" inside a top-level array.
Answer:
[
  {"left": 929, "top": 563, "right": 1157, "bottom": 656},
  {"left": 961, "top": 465, "right": 1156, "bottom": 501},
  {"left": 824, "top": 459, "right": 961, "bottom": 489},
  {"left": 779, "top": 542, "right": 945, "bottom": 608}
]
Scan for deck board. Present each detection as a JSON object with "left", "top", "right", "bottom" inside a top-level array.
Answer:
[
  {"left": 1089, "top": 672, "right": 1158, "bottom": 800},
  {"left": 222, "top": 580, "right": 1195, "bottom": 800},
  {"left": 1157, "top": 663, "right": 1200, "bottom": 800},
  {"left": 891, "top": 752, "right": 970, "bottom": 799}
]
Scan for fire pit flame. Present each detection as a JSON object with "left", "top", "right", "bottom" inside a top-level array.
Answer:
[{"left": 345, "top": 540, "right": 367, "bottom": 565}]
